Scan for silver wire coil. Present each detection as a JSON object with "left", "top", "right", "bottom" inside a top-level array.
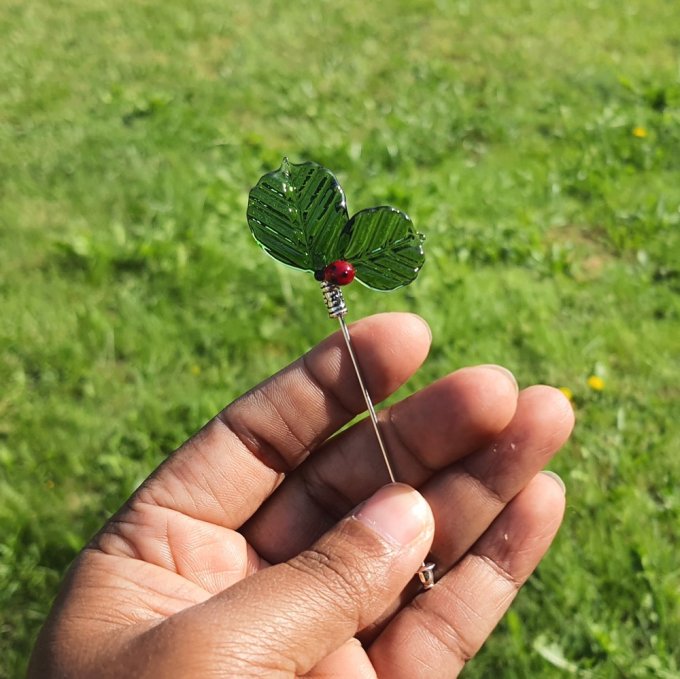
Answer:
[{"left": 320, "top": 281, "right": 348, "bottom": 318}]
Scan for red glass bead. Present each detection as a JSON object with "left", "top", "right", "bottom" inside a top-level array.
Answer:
[{"left": 323, "top": 260, "right": 356, "bottom": 286}]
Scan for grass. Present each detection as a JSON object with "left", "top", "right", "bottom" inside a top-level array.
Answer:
[{"left": 1, "top": 0, "right": 679, "bottom": 675}]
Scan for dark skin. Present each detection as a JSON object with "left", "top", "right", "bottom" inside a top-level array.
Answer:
[{"left": 29, "top": 313, "right": 574, "bottom": 678}]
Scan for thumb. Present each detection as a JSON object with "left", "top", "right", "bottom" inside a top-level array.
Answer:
[{"left": 146, "top": 484, "right": 434, "bottom": 677}]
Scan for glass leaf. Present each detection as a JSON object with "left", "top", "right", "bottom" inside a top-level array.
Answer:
[
  {"left": 341, "top": 207, "right": 425, "bottom": 290},
  {"left": 247, "top": 158, "right": 349, "bottom": 272}
]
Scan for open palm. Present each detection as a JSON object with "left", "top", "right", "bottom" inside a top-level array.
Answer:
[{"left": 29, "top": 313, "right": 573, "bottom": 678}]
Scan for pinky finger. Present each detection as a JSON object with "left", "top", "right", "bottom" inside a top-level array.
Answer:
[{"left": 368, "top": 472, "right": 566, "bottom": 679}]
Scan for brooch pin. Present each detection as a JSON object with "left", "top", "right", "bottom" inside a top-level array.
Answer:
[{"left": 247, "top": 158, "right": 435, "bottom": 590}]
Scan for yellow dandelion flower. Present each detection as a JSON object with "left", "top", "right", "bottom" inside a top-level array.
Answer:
[
  {"left": 632, "top": 126, "right": 648, "bottom": 138},
  {"left": 558, "top": 386, "right": 574, "bottom": 401},
  {"left": 190, "top": 364, "right": 202, "bottom": 376},
  {"left": 587, "top": 375, "right": 605, "bottom": 391}
]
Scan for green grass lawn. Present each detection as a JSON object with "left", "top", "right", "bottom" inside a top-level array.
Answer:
[{"left": 1, "top": 0, "right": 679, "bottom": 675}]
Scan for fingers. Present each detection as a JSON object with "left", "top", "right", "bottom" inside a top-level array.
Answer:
[
  {"left": 135, "top": 485, "right": 434, "bottom": 677},
  {"left": 424, "top": 385, "right": 574, "bottom": 571},
  {"left": 132, "top": 313, "right": 431, "bottom": 528},
  {"left": 358, "top": 386, "right": 573, "bottom": 636},
  {"left": 244, "top": 366, "right": 519, "bottom": 562},
  {"left": 369, "top": 473, "right": 567, "bottom": 678},
  {"left": 304, "top": 638, "right": 377, "bottom": 678}
]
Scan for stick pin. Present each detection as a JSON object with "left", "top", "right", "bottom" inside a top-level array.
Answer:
[{"left": 247, "top": 158, "right": 435, "bottom": 590}]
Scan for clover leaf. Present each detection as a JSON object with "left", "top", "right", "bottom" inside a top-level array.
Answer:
[{"left": 247, "top": 158, "right": 425, "bottom": 290}]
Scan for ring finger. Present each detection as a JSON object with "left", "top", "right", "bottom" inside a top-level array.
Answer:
[{"left": 361, "top": 385, "right": 574, "bottom": 634}]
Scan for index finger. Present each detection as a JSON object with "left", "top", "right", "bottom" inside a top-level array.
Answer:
[{"left": 129, "top": 313, "right": 432, "bottom": 529}]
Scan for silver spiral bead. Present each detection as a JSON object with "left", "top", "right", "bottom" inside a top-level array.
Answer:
[{"left": 320, "top": 281, "right": 348, "bottom": 318}]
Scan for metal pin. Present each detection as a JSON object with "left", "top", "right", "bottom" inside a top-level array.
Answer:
[{"left": 320, "top": 281, "right": 436, "bottom": 590}]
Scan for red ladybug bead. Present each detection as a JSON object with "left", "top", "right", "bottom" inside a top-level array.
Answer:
[{"left": 323, "top": 260, "right": 356, "bottom": 286}]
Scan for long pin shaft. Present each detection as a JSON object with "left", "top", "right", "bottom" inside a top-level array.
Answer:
[
  {"left": 337, "top": 316, "right": 396, "bottom": 484},
  {"left": 337, "top": 315, "right": 435, "bottom": 590}
]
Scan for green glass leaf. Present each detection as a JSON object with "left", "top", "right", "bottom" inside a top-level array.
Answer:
[
  {"left": 341, "top": 207, "right": 425, "bottom": 290},
  {"left": 247, "top": 158, "right": 349, "bottom": 272},
  {"left": 247, "top": 159, "right": 426, "bottom": 291}
]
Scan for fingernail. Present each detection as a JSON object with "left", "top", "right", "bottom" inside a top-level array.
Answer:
[
  {"left": 478, "top": 364, "right": 519, "bottom": 392},
  {"left": 354, "top": 483, "right": 432, "bottom": 546},
  {"left": 413, "top": 314, "right": 433, "bottom": 343},
  {"left": 541, "top": 470, "right": 566, "bottom": 494}
]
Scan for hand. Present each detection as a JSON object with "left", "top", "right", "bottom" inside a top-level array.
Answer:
[{"left": 29, "top": 313, "right": 574, "bottom": 678}]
